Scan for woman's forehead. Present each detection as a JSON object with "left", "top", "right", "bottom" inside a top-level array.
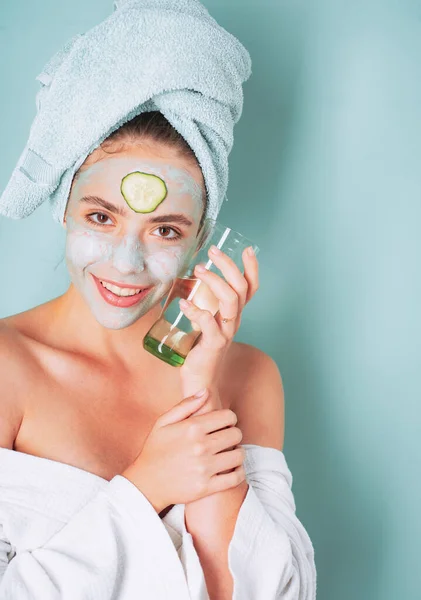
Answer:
[
  {"left": 76, "top": 152, "right": 203, "bottom": 188},
  {"left": 70, "top": 152, "right": 204, "bottom": 219}
]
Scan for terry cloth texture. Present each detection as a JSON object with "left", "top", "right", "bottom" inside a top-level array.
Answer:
[
  {"left": 0, "top": 0, "right": 252, "bottom": 224},
  {"left": 0, "top": 444, "right": 317, "bottom": 599}
]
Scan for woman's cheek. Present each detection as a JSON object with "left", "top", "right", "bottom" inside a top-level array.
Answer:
[
  {"left": 145, "top": 247, "right": 185, "bottom": 283},
  {"left": 66, "top": 230, "right": 112, "bottom": 269}
]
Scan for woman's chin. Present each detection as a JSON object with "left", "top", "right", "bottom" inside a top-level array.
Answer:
[
  {"left": 97, "top": 317, "right": 139, "bottom": 331},
  {"left": 89, "top": 309, "right": 145, "bottom": 330}
]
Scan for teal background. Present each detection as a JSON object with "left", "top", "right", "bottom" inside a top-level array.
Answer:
[{"left": 1, "top": 1, "right": 420, "bottom": 598}]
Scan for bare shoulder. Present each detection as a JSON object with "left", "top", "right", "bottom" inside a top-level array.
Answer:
[
  {"left": 0, "top": 318, "right": 41, "bottom": 449},
  {"left": 222, "top": 341, "right": 285, "bottom": 451}
]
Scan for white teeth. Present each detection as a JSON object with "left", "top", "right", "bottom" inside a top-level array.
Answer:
[{"left": 99, "top": 280, "right": 144, "bottom": 297}]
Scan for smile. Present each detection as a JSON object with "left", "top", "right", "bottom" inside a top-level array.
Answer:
[
  {"left": 91, "top": 274, "right": 153, "bottom": 307},
  {"left": 100, "top": 280, "right": 144, "bottom": 296}
]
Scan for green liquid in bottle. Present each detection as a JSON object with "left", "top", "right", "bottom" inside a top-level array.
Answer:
[{"left": 143, "top": 333, "right": 187, "bottom": 367}]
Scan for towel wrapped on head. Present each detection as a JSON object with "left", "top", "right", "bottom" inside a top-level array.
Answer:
[{"left": 0, "top": 0, "right": 252, "bottom": 224}]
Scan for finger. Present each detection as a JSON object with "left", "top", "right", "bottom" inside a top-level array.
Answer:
[
  {"left": 211, "top": 447, "right": 246, "bottom": 476},
  {"left": 158, "top": 389, "right": 209, "bottom": 426},
  {"left": 179, "top": 299, "right": 226, "bottom": 350},
  {"left": 193, "top": 265, "right": 239, "bottom": 321},
  {"left": 191, "top": 397, "right": 214, "bottom": 416},
  {"left": 207, "top": 426, "right": 243, "bottom": 454},
  {"left": 214, "top": 309, "right": 240, "bottom": 331},
  {"left": 208, "top": 464, "right": 246, "bottom": 494},
  {"left": 242, "top": 246, "right": 260, "bottom": 304},
  {"left": 190, "top": 407, "right": 238, "bottom": 433},
  {"left": 205, "top": 245, "right": 249, "bottom": 308}
]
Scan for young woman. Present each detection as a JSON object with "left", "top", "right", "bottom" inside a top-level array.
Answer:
[
  {"left": 0, "top": 2, "right": 316, "bottom": 598},
  {"left": 0, "top": 110, "right": 316, "bottom": 599}
]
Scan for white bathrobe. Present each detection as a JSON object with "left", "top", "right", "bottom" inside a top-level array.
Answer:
[{"left": 0, "top": 444, "right": 316, "bottom": 599}]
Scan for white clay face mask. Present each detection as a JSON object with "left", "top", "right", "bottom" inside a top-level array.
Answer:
[{"left": 64, "top": 154, "right": 204, "bottom": 330}]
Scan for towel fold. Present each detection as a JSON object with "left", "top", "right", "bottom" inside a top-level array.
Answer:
[{"left": 0, "top": 0, "right": 252, "bottom": 224}]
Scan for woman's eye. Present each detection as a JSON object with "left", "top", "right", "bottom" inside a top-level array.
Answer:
[
  {"left": 88, "top": 212, "right": 112, "bottom": 226},
  {"left": 154, "top": 226, "right": 182, "bottom": 241}
]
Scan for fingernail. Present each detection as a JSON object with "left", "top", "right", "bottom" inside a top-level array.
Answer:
[
  {"left": 179, "top": 298, "right": 190, "bottom": 308},
  {"left": 247, "top": 246, "right": 254, "bottom": 257},
  {"left": 210, "top": 245, "right": 221, "bottom": 255},
  {"left": 194, "top": 388, "right": 207, "bottom": 398},
  {"left": 195, "top": 264, "right": 206, "bottom": 273}
]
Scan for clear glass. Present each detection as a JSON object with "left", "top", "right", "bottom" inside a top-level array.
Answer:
[{"left": 143, "top": 218, "right": 260, "bottom": 367}]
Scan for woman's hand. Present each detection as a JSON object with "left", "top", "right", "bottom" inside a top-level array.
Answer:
[
  {"left": 122, "top": 388, "right": 246, "bottom": 512},
  {"left": 178, "top": 244, "right": 259, "bottom": 405}
]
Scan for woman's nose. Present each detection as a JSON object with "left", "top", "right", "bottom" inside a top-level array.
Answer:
[{"left": 112, "top": 236, "right": 145, "bottom": 274}]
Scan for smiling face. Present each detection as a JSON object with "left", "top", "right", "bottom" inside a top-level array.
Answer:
[{"left": 64, "top": 141, "right": 206, "bottom": 330}]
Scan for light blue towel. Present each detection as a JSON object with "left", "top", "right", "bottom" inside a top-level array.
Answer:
[{"left": 0, "top": 0, "right": 251, "bottom": 224}]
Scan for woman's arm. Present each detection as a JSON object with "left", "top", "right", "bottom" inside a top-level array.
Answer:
[
  {"left": 177, "top": 246, "right": 316, "bottom": 597},
  {"left": 184, "top": 392, "right": 250, "bottom": 599},
  {"left": 183, "top": 350, "right": 316, "bottom": 600},
  {"left": 183, "top": 349, "right": 283, "bottom": 598}
]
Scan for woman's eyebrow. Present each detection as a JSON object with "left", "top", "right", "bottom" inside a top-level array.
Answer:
[
  {"left": 79, "top": 195, "right": 193, "bottom": 227},
  {"left": 79, "top": 195, "right": 127, "bottom": 216},
  {"left": 147, "top": 214, "right": 193, "bottom": 227}
]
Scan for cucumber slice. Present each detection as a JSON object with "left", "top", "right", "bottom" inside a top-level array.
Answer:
[{"left": 120, "top": 171, "right": 168, "bottom": 213}]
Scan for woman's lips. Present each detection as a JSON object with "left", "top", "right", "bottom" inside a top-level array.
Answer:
[{"left": 92, "top": 274, "right": 153, "bottom": 308}]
